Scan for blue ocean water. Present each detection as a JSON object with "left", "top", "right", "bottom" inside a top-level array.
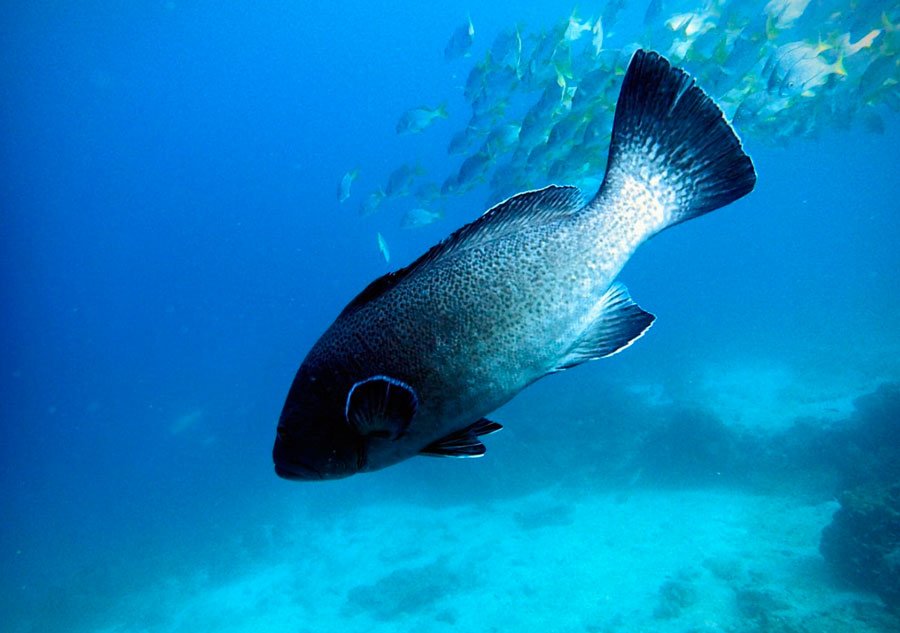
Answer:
[{"left": 3, "top": 2, "right": 899, "bottom": 632}]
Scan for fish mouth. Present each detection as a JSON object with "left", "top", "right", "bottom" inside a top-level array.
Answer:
[
  {"left": 272, "top": 425, "right": 365, "bottom": 481},
  {"left": 274, "top": 459, "right": 323, "bottom": 481},
  {"left": 272, "top": 431, "right": 324, "bottom": 481}
]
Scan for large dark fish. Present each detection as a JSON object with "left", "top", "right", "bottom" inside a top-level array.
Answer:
[{"left": 273, "top": 50, "right": 756, "bottom": 481}]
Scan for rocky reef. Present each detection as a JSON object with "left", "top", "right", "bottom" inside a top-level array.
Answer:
[{"left": 820, "top": 483, "right": 900, "bottom": 612}]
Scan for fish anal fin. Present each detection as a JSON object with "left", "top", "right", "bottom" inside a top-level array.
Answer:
[
  {"left": 420, "top": 417, "right": 503, "bottom": 458},
  {"left": 468, "top": 417, "right": 503, "bottom": 437},
  {"left": 556, "top": 282, "right": 655, "bottom": 371}
]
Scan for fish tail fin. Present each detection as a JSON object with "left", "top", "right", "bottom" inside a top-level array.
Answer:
[
  {"left": 832, "top": 53, "right": 847, "bottom": 77},
  {"left": 814, "top": 36, "right": 833, "bottom": 55},
  {"left": 591, "top": 50, "right": 756, "bottom": 234},
  {"left": 437, "top": 102, "right": 449, "bottom": 119}
]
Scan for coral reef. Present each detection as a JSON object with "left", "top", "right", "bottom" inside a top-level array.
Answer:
[
  {"left": 640, "top": 407, "right": 739, "bottom": 486},
  {"left": 653, "top": 571, "right": 699, "bottom": 619},
  {"left": 344, "top": 559, "right": 461, "bottom": 621},
  {"left": 820, "top": 483, "right": 900, "bottom": 611}
]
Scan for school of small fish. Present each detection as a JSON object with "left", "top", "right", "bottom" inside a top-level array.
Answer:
[{"left": 336, "top": 0, "right": 898, "bottom": 259}]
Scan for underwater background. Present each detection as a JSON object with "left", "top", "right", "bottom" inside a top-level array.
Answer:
[{"left": 2, "top": 1, "right": 899, "bottom": 631}]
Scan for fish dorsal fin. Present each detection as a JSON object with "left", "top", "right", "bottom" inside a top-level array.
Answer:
[
  {"left": 419, "top": 417, "right": 503, "bottom": 458},
  {"left": 453, "top": 184, "right": 584, "bottom": 248},
  {"left": 339, "top": 271, "right": 406, "bottom": 318},
  {"left": 345, "top": 375, "right": 418, "bottom": 440},
  {"left": 555, "top": 283, "right": 655, "bottom": 371},
  {"left": 339, "top": 185, "right": 584, "bottom": 317}
]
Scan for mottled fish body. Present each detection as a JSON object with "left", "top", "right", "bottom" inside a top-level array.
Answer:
[{"left": 274, "top": 50, "right": 756, "bottom": 481}]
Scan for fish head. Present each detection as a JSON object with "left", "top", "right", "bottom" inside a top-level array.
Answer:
[{"left": 273, "top": 368, "right": 365, "bottom": 481}]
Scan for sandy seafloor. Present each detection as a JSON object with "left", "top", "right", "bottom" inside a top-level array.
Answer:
[
  {"left": 65, "top": 362, "right": 898, "bottom": 633},
  {"left": 88, "top": 489, "right": 893, "bottom": 633}
]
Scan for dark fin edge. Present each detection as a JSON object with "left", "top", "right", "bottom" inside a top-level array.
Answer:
[
  {"left": 599, "top": 49, "right": 756, "bottom": 227},
  {"left": 420, "top": 417, "right": 503, "bottom": 458},
  {"left": 556, "top": 283, "right": 655, "bottom": 371}
]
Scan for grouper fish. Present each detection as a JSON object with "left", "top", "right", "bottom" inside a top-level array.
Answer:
[{"left": 273, "top": 50, "right": 756, "bottom": 481}]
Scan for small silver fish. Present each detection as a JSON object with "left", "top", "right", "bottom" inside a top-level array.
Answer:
[
  {"left": 455, "top": 150, "right": 492, "bottom": 189},
  {"left": 401, "top": 207, "right": 444, "bottom": 229},
  {"left": 564, "top": 14, "right": 593, "bottom": 42},
  {"left": 337, "top": 169, "right": 359, "bottom": 203},
  {"left": 444, "top": 16, "right": 475, "bottom": 61},
  {"left": 447, "top": 126, "right": 481, "bottom": 155},
  {"left": 385, "top": 164, "right": 425, "bottom": 197},
  {"left": 491, "top": 26, "right": 522, "bottom": 70},
  {"left": 358, "top": 188, "right": 386, "bottom": 217},
  {"left": 765, "top": 41, "right": 846, "bottom": 97},
  {"left": 376, "top": 232, "right": 390, "bottom": 263},
  {"left": 396, "top": 104, "right": 449, "bottom": 135},
  {"left": 764, "top": 0, "right": 811, "bottom": 30},
  {"left": 591, "top": 18, "right": 604, "bottom": 55}
]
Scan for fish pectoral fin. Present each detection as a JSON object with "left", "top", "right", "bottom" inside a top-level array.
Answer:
[
  {"left": 345, "top": 375, "right": 418, "bottom": 440},
  {"left": 419, "top": 417, "right": 503, "bottom": 458},
  {"left": 556, "top": 283, "right": 655, "bottom": 371}
]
